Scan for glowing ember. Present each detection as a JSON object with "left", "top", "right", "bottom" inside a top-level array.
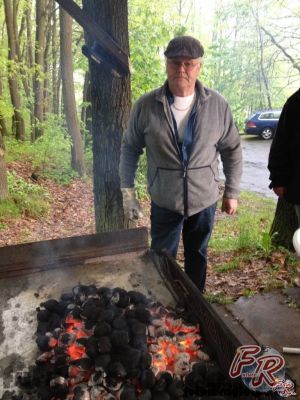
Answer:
[
  {"left": 147, "top": 307, "right": 204, "bottom": 377},
  {"left": 67, "top": 343, "right": 86, "bottom": 360},
  {"left": 25, "top": 286, "right": 220, "bottom": 400}
]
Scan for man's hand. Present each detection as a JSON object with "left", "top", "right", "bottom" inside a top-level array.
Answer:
[
  {"left": 121, "top": 188, "right": 144, "bottom": 220},
  {"left": 221, "top": 198, "right": 238, "bottom": 215},
  {"left": 273, "top": 186, "right": 286, "bottom": 199}
]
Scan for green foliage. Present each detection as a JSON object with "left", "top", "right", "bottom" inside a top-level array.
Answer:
[
  {"left": 129, "top": 0, "right": 197, "bottom": 101},
  {"left": 38, "top": 114, "right": 88, "bottom": 183},
  {"left": 0, "top": 221, "right": 7, "bottom": 230},
  {"left": 6, "top": 114, "right": 79, "bottom": 184},
  {"left": 204, "top": 292, "right": 234, "bottom": 304},
  {"left": 129, "top": 1, "right": 171, "bottom": 100},
  {"left": 84, "top": 145, "right": 94, "bottom": 177},
  {"left": 202, "top": 0, "right": 299, "bottom": 130},
  {"left": 258, "top": 231, "right": 274, "bottom": 255},
  {"left": 210, "top": 192, "right": 276, "bottom": 252},
  {"left": 135, "top": 152, "right": 148, "bottom": 200},
  {"left": 0, "top": 171, "right": 50, "bottom": 220},
  {"left": 213, "top": 258, "right": 240, "bottom": 272},
  {"left": 242, "top": 288, "right": 256, "bottom": 298},
  {"left": 238, "top": 213, "right": 261, "bottom": 249},
  {"left": 0, "top": 199, "right": 19, "bottom": 219}
]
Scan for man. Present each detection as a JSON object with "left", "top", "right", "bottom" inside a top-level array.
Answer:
[
  {"left": 119, "top": 36, "right": 242, "bottom": 292},
  {"left": 268, "top": 88, "right": 300, "bottom": 226}
]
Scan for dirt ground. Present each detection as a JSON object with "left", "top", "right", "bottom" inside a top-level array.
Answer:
[{"left": 1, "top": 165, "right": 299, "bottom": 300}]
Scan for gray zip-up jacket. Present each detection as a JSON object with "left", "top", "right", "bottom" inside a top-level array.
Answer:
[{"left": 119, "top": 80, "right": 242, "bottom": 217}]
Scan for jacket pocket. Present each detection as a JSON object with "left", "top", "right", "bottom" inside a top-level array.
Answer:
[
  {"left": 149, "top": 167, "right": 184, "bottom": 212},
  {"left": 187, "top": 166, "right": 220, "bottom": 209}
]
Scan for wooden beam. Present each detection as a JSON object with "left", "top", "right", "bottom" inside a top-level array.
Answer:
[{"left": 54, "top": 0, "right": 130, "bottom": 75}]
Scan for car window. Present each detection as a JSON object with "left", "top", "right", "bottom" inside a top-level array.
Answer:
[
  {"left": 259, "top": 111, "right": 281, "bottom": 120},
  {"left": 273, "top": 111, "right": 281, "bottom": 119},
  {"left": 259, "top": 112, "right": 273, "bottom": 119}
]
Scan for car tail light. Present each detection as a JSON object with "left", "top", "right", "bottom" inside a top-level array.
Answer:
[{"left": 246, "top": 121, "right": 256, "bottom": 128}]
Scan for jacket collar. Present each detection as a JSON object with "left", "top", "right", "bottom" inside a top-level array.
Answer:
[{"left": 155, "top": 79, "right": 211, "bottom": 106}]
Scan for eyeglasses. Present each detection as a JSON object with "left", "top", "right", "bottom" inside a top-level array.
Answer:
[{"left": 167, "top": 59, "right": 200, "bottom": 71}]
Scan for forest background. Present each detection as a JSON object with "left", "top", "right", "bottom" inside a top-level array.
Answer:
[{"left": 0, "top": 0, "right": 300, "bottom": 299}]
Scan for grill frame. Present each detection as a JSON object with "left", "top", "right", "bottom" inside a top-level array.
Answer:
[
  {"left": 0, "top": 228, "right": 281, "bottom": 398},
  {"left": 150, "top": 250, "right": 281, "bottom": 399}
]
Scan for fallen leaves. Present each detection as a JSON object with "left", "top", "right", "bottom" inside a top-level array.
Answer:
[{"left": 1, "top": 162, "right": 300, "bottom": 303}]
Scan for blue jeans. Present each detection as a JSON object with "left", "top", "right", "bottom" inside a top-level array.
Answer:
[{"left": 150, "top": 201, "right": 217, "bottom": 292}]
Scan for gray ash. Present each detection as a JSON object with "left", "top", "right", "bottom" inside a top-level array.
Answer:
[{"left": 9, "top": 285, "right": 248, "bottom": 400}]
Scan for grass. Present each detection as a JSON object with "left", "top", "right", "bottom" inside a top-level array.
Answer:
[
  {"left": 207, "top": 191, "right": 300, "bottom": 302},
  {"left": 1, "top": 133, "right": 299, "bottom": 304},
  {"left": 241, "top": 288, "right": 256, "bottom": 297},
  {"left": 210, "top": 191, "right": 276, "bottom": 254},
  {"left": 213, "top": 258, "right": 241, "bottom": 273},
  {"left": 204, "top": 292, "right": 235, "bottom": 305}
]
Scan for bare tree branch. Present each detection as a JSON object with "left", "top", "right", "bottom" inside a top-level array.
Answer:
[{"left": 260, "top": 25, "right": 300, "bottom": 74}]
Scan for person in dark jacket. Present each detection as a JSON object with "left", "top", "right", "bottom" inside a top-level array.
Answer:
[
  {"left": 268, "top": 89, "right": 300, "bottom": 225},
  {"left": 119, "top": 36, "right": 242, "bottom": 292}
]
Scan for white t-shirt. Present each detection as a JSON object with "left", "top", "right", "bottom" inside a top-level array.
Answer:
[{"left": 171, "top": 92, "right": 195, "bottom": 142}]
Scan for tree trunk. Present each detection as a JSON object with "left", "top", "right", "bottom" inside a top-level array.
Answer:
[
  {"left": 26, "top": 3, "right": 34, "bottom": 71},
  {"left": 3, "top": 0, "right": 25, "bottom": 141},
  {"left": 0, "top": 78, "right": 8, "bottom": 137},
  {"left": 43, "top": 5, "right": 52, "bottom": 116},
  {"left": 0, "top": 131, "right": 8, "bottom": 200},
  {"left": 82, "top": 0, "right": 131, "bottom": 232},
  {"left": 51, "top": 0, "right": 60, "bottom": 115},
  {"left": 25, "top": 1, "right": 35, "bottom": 131},
  {"left": 59, "top": 8, "right": 85, "bottom": 176},
  {"left": 14, "top": 3, "right": 31, "bottom": 100},
  {"left": 270, "top": 198, "right": 298, "bottom": 250},
  {"left": 32, "top": 0, "right": 46, "bottom": 141},
  {"left": 81, "top": 71, "right": 92, "bottom": 147}
]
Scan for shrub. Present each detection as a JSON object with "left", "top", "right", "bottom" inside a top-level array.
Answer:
[{"left": 0, "top": 172, "right": 50, "bottom": 220}]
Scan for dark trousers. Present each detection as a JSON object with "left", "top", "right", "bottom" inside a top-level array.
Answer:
[
  {"left": 295, "top": 205, "right": 300, "bottom": 227},
  {"left": 150, "top": 201, "right": 217, "bottom": 292}
]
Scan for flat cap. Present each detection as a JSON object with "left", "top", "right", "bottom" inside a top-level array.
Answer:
[{"left": 164, "top": 36, "right": 204, "bottom": 59}]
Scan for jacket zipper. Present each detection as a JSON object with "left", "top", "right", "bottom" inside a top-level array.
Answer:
[
  {"left": 183, "top": 166, "right": 188, "bottom": 217},
  {"left": 163, "top": 100, "right": 189, "bottom": 217}
]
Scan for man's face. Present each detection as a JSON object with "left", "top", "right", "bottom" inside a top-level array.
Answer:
[{"left": 166, "top": 57, "right": 202, "bottom": 96}]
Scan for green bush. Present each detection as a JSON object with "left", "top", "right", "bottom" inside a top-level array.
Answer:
[
  {"left": 0, "top": 172, "right": 50, "bottom": 219},
  {"left": 135, "top": 152, "right": 149, "bottom": 200},
  {"left": 6, "top": 114, "right": 79, "bottom": 184},
  {"left": 33, "top": 114, "right": 78, "bottom": 184}
]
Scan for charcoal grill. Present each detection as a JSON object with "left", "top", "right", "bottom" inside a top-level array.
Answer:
[{"left": 0, "top": 227, "right": 280, "bottom": 399}]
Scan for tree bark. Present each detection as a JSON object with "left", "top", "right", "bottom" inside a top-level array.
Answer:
[
  {"left": 82, "top": 0, "right": 131, "bottom": 232},
  {"left": 32, "top": 0, "right": 46, "bottom": 140},
  {"left": 59, "top": 8, "right": 85, "bottom": 176},
  {"left": 0, "top": 131, "right": 8, "bottom": 200},
  {"left": 270, "top": 198, "right": 298, "bottom": 250},
  {"left": 25, "top": 3, "right": 34, "bottom": 70},
  {"left": 0, "top": 78, "right": 8, "bottom": 137},
  {"left": 43, "top": 5, "right": 52, "bottom": 116},
  {"left": 3, "top": 0, "right": 25, "bottom": 141},
  {"left": 81, "top": 71, "right": 92, "bottom": 147},
  {"left": 25, "top": 1, "right": 35, "bottom": 130},
  {"left": 51, "top": 0, "right": 60, "bottom": 115}
]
